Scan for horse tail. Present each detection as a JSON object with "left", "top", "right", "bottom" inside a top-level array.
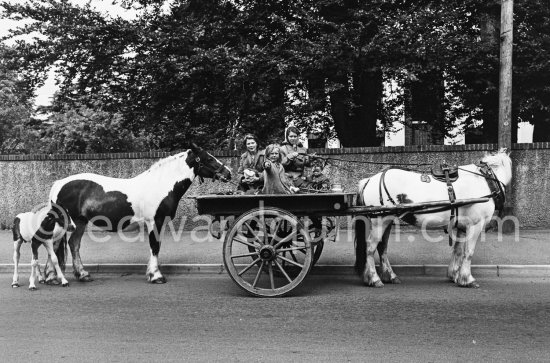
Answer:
[{"left": 12, "top": 216, "right": 22, "bottom": 242}]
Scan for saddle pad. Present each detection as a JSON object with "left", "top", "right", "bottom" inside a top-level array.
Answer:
[{"left": 430, "top": 164, "right": 459, "bottom": 182}]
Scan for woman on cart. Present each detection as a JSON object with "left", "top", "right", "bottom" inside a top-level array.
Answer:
[
  {"left": 280, "top": 126, "right": 314, "bottom": 188},
  {"left": 237, "top": 134, "right": 265, "bottom": 194}
]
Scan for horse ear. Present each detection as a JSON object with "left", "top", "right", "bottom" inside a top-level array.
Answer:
[
  {"left": 190, "top": 142, "right": 202, "bottom": 154},
  {"left": 498, "top": 147, "right": 510, "bottom": 155}
]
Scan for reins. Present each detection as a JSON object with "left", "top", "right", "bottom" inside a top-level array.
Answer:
[
  {"left": 312, "top": 154, "right": 432, "bottom": 167},
  {"left": 458, "top": 165, "right": 505, "bottom": 187}
]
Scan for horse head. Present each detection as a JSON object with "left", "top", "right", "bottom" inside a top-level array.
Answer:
[
  {"left": 188, "top": 143, "right": 232, "bottom": 182},
  {"left": 482, "top": 149, "right": 513, "bottom": 187}
]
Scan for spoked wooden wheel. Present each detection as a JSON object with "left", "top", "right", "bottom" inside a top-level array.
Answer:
[
  {"left": 223, "top": 207, "right": 313, "bottom": 297},
  {"left": 303, "top": 216, "right": 340, "bottom": 267},
  {"left": 246, "top": 218, "right": 324, "bottom": 268}
]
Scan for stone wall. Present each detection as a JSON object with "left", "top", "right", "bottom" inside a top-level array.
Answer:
[{"left": 0, "top": 143, "right": 548, "bottom": 229}]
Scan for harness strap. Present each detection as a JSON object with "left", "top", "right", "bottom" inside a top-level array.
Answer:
[
  {"left": 478, "top": 162, "right": 506, "bottom": 214},
  {"left": 357, "top": 178, "right": 371, "bottom": 205},
  {"left": 379, "top": 168, "right": 397, "bottom": 206},
  {"left": 442, "top": 165, "right": 459, "bottom": 246}
]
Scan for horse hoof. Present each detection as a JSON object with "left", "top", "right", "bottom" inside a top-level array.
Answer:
[
  {"left": 365, "top": 280, "right": 384, "bottom": 288},
  {"left": 11, "top": 283, "right": 20, "bottom": 288},
  {"left": 46, "top": 279, "right": 61, "bottom": 285},
  {"left": 39, "top": 279, "right": 46, "bottom": 284},
  {"left": 29, "top": 286, "right": 37, "bottom": 291},
  {"left": 379, "top": 270, "right": 393, "bottom": 283},
  {"left": 459, "top": 281, "right": 480, "bottom": 288},
  {"left": 79, "top": 275, "right": 93, "bottom": 282},
  {"left": 151, "top": 276, "right": 167, "bottom": 284},
  {"left": 62, "top": 282, "right": 70, "bottom": 287},
  {"left": 391, "top": 277, "right": 402, "bottom": 284}
]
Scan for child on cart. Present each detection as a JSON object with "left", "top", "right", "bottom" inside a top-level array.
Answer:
[
  {"left": 304, "top": 158, "right": 330, "bottom": 192},
  {"left": 261, "top": 144, "right": 299, "bottom": 194}
]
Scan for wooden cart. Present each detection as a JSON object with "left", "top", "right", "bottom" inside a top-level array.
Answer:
[{"left": 195, "top": 193, "right": 489, "bottom": 297}]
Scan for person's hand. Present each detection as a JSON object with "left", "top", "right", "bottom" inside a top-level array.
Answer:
[
  {"left": 264, "top": 161, "right": 272, "bottom": 169},
  {"left": 288, "top": 152, "right": 298, "bottom": 160}
]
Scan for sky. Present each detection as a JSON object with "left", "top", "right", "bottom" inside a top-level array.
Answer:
[{"left": 1, "top": 0, "right": 533, "bottom": 144}]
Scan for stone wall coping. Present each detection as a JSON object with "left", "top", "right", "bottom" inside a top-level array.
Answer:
[{"left": 0, "top": 142, "right": 548, "bottom": 161}]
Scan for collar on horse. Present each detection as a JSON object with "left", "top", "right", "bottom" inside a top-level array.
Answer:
[{"left": 476, "top": 161, "right": 506, "bottom": 213}]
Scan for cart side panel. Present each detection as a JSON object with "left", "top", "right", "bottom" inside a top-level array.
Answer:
[{"left": 196, "top": 193, "right": 355, "bottom": 216}]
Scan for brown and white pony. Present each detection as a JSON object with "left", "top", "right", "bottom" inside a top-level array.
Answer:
[
  {"left": 12, "top": 207, "right": 69, "bottom": 290},
  {"left": 45, "top": 144, "right": 231, "bottom": 284},
  {"left": 355, "top": 149, "right": 512, "bottom": 288}
]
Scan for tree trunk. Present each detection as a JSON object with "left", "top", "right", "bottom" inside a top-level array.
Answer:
[
  {"left": 353, "top": 66, "right": 382, "bottom": 146},
  {"left": 481, "top": 97, "right": 499, "bottom": 143},
  {"left": 329, "top": 67, "right": 382, "bottom": 147},
  {"left": 407, "top": 71, "right": 445, "bottom": 145},
  {"left": 532, "top": 112, "right": 550, "bottom": 142}
]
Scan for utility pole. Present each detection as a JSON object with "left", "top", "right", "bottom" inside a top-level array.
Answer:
[
  {"left": 499, "top": 0, "right": 514, "bottom": 233},
  {"left": 498, "top": 0, "right": 513, "bottom": 150}
]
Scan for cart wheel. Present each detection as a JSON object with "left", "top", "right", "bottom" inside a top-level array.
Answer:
[
  {"left": 223, "top": 207, "right": 313, "bottom": 297},
  {"left": 303, "top": 216, "right": 339, "bottom": 267},
  {"left": 246, "top": 221, "right": 324, "bottom": 268}
]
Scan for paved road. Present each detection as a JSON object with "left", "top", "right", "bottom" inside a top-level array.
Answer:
[
  {"left": 2, "top": 228, "right": 550, "bottom": 266},
  {"left": 1, "top": 274, "right": 549, "bottom": 362}
]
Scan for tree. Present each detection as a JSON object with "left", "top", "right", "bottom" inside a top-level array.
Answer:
[
  {"left": 36, "top": 101, "right": 149, "bottom": 153},
  {"left": 513, "top": 0, "right": 550, "bottom": 142},
  {"left": 0, "top": 45, "right": 36, "bottom": 153},
  {"left": 3, "top": 0, "right": 550, "bottom": 150}
]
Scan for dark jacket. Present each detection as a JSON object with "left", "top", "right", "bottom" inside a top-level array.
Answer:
[
  {"left": 237, "top": 150, "right": 265, "bottom": 180},
  {"left": 280, "top": 142, "right": 310, "bottom": 175}
]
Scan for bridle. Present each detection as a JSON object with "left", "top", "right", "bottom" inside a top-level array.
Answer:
[{"left": 192, "top": 153, "right": 229, "bottom": 183}]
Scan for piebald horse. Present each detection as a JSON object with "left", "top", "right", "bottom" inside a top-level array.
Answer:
[
  {"left": 47, "top": 144, "right": 231, "bottom": 283},
  {"left": 355, "top": 149, "right": 512, "bottom": 288},
  {"left": 12, "top": 207, "right": 69, "bottom": 290}
]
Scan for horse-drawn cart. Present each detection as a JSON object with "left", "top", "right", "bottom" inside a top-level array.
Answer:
[{"left": 196, "top": 193, "right": 490, "bottom": 297}]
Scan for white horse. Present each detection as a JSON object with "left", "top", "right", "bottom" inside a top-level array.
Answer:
[
  {"left": 12, "top": 207, "right": 69, "bottom": 290},
  {"left": 46, "top": 144, "right": 231, "bottom": 283},
  {"left": 355, "top": 149, "right": 512, "bottom": 288}
]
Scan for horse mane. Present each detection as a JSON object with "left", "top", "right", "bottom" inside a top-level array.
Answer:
[
  {"left": 145, "top": 151, "right": 189, "bottom": 174},
  {"left": 481, "top": 150, "right": 512, "bottom": 167}
]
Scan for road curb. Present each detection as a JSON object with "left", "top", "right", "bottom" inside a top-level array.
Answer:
[{"left": 2, "top": 264, "right": 550, "bottom": 277}]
